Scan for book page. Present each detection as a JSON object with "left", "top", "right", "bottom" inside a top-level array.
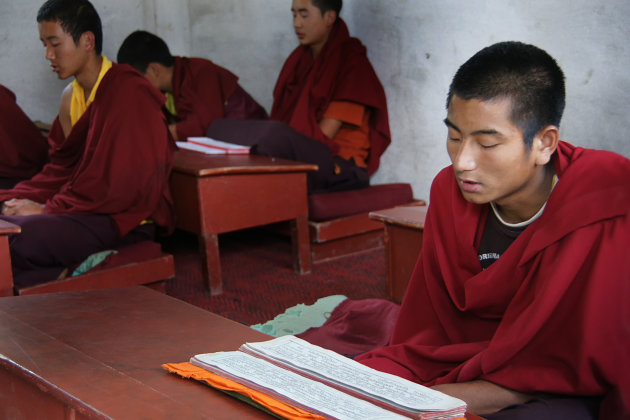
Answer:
[
  {"left": 241, "top": 336, "right": 465, "bottom": 414},
  {"left": 191, "top": 351, "right": 409, "bottom": 420}
]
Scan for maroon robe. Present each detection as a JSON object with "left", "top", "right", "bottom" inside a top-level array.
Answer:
[
  {"left": 0, "top": 64, "right": 175, "bottom": 237},
  {"left": 0, "top": 84, "right": 48, "bottom": 181},
  {"left": 270, "top": 19, "right": 390, "bottom": 176},
  {"left": 172, "top": 56, "right": 266, "bottom": 141},
  {"left": 357, "top": 141, "right": 630, "bottom": 417}
]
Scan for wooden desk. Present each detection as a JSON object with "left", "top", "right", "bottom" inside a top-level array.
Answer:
[
  {"left": 369, "top": 205, "right": 427, "bottom": 303},
  {"left": 171, "top": 151, "right": 318, "bottom": 295},
  {"left": 0, "top": 286, "right": 273, "bottom": 419},
  {"left": 0, "top": 219, "right": 20, "bottom": 297}
]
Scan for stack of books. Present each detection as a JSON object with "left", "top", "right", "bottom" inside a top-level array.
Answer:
[
  {"left": 176, "top": 136, "right": 251, "bottom": 155},
  {"left": 164, "top": 335, "right": 468, "bottom": 420}
]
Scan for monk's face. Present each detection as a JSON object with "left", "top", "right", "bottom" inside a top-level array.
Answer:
[
  {"left": 291, "top": 0, "right": 335, "bottom": 57},
  {"left": 445, "top": 96, "right": 553, "bottom": 214},
  {"left": 38, "top": 20, "right": 92, "bottom": 80}
]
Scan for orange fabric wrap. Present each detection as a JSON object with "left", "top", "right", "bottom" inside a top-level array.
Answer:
[
  {"left": 162, "top": 362, "right": 326, "bottom": 420},
  {"left": 323, "top": 101, "right": 370, "bottom": 168}
]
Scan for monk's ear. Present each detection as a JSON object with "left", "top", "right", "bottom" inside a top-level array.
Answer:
[
  {"left": 533, "top": 125, "right": 559, "bottom": 166},
  {"left": 80, "top": 31, "right": 96, "bottom": 52},
  {"left": 323, "top": 10, "right": 337, "bottom": 27},
  {"left": 146, "top": 62, "right": 160, "bottom": 77}
]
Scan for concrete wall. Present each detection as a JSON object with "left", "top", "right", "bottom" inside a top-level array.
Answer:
[{"left": 2, "top": 0, "right": 629, "bottom": 201}]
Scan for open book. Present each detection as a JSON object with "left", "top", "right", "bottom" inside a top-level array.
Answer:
[
  {"left": 177, "top": 136, "right": 251, "bottom": 154},
  {"left": 187, "top": 335, "right": 466, "bottom": 420}
]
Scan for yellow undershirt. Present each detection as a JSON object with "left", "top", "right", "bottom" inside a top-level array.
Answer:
[
  {"left": 164, "top": 92, "right": 177, "bottom": 116},
  {"left": 69, "top": 55, "right": 113, "bottom": 126}
]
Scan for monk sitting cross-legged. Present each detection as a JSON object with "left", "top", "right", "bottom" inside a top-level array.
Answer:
[
  {"left": 207, "top": 0, "right": 391, "bottom": 194},
  {"left": 0, "top": 0, "right": 175, "bottom": 288}
]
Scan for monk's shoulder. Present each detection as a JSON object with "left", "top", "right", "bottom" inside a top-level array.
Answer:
[{"left": 58, "top": 84, "right": 73, "bottom": 135}]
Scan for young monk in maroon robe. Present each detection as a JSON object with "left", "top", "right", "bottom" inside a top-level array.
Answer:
[
  {"left": 0, "top": 84, "right": 48, "bottom": 189},
  {"left": 117, "top": 30, "right": 267, "bottom": 142},
  {"left": 207, "top": 0, "right": 390, "bottom": 193},
  {"left": 355, "top": 42, "right": 630, "bottom": 419},
  {"left": 0, "top": 0, "right": 175, "bottom": 287}
]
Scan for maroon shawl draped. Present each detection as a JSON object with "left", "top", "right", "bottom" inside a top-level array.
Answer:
[
  {"left": 357, "top": 141, "right": 630, "bottom": 411},
  {"left": 172, "top": 56, "right": 239, "bottom": 141},
  {"left": 0, "top": 64, "right": 176, "bottom": 237},
  {"left": 0, "top": 84, "right": 48, "bottom": 179},
  {"left": 270, "top": 19, "right": 390, "bottom": 176}
]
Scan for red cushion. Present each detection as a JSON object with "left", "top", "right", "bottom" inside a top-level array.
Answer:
[{"left": 308, "top": 183, "right": 413, "bottom": 222}]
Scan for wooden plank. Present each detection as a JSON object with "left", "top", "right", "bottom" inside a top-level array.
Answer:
[
  {"left": 310, "top": 213, "right": 384, "bottom": 243},
  {"left": 0, "top": 220, "right": 20, "bottom": 297},
  {"left": 173, "top": 150, "right": 317, "bottom": 177},
  {"left": 369, "top": 204, "right": 428, "bottom": 229},
  {"left": 17, "top": 254, "right": 175, "bottom": 296},
  {"left": 0, "top": 287, "right": 272, "bottom": 419},
  {"left": 311, "top": 230, "right": 384, "bottom": 263}
]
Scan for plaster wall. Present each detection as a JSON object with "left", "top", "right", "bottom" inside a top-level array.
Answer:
[{"left": 1, "top": 0, "right": 629, "bottom": 201}]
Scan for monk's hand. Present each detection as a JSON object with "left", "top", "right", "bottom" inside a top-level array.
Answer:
[
  {"left": 1, "top": 198, "right": 45, "bottom": 216},
  {"left": 431, "top": 380, "right": 534, "bottom": 415}
]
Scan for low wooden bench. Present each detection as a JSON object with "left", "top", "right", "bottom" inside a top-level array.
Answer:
[
  {"left": 0, "top": 219, "right": 175, "bottom": 296},
  {"left": 307, "top": 184, "right": 424, "bottom": 263}
]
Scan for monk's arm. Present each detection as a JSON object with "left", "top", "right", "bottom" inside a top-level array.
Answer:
[
  {"left": 431, "top": 380, "right": 534, "bottom": 415},
  {"left": 168, "top": 123, "right": 179, "bottom": 141},
  {"left": 319, "top": 117, "right": 342, "bottom": 140},
  {"left": 58, "top": 85, "right": 73, "bottom": 138}
]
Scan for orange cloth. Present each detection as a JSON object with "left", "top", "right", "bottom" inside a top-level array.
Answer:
[
  {"left": 323, "top": 101, "right": 370, "bottom": 168},
  {"left": 162, "top": 362, "right": 326, "bottom": 420}
]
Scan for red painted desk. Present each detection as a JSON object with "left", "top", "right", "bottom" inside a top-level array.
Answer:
[
  {"left": 170, "top": 151, "right": 317, "bottom": 295},
  {"left": 0, "top": 219, "right": 20, "bottom": 297},
  {"left": 369, "top": 205, "right": 427, "bottom": 303},
  {"left": 0, "top": 286, "right": 273, "bottom": 419}
]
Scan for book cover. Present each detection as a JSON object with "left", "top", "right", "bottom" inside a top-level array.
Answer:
[{"left": 185, "top": 136, "right": 251, "bottom": 154}]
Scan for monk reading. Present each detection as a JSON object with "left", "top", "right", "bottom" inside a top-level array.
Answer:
[
  {"left": 355, "top": 42, "right": 630, "bottom": 419},
  {"left": 0, "top": 0, "right": 175, "bottom": 287},
  {"left": 207, "top": 0, "right": 390, "bottom": 193},
  {"left": 0, "top": 84, "right": 48, "bottom": 189},
  {"left": 117, "top": 30, "right": 267, "bottom": 142}
]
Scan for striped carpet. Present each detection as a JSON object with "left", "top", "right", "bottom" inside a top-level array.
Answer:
[{"left": 161, "top": 228, "right": 388, "bottom": 326}]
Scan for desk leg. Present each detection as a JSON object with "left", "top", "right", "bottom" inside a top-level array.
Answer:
[
  {"left": 199, "top": 233, "right": 223, "bottom": 295},
  {"left": 291, "top": 215, "right": 311, "bottom": 275},
  {"left": 0, "top": 236, "right": 14, "bottom": 296},
  {"left": 385, "top": 225, "right": 423, "bottom": 303}
]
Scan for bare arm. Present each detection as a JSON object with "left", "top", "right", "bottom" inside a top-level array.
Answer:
[
  {"left": 58, "top": 84, "right": 73, "bottom": 138},
  {"left": 431, "top": 380, "right": 534, "bottom": 415},
  {"left": 168, "top": 123, "right": 179, "bottom": 141},
  {"left": 319, "top": 116, "right": 343, "bottom": 140}
]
